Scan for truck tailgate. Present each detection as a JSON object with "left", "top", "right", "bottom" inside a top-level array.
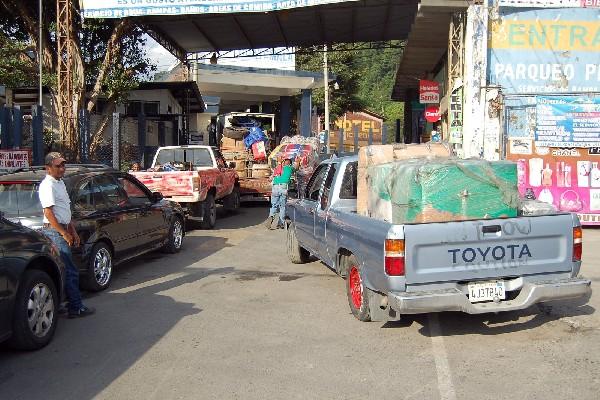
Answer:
[
  {"left": 403, "top": 214, "right": 574, "bottom": 285},
  {"left": 132, "top": 171, "right": 195, "bottom": 197}
]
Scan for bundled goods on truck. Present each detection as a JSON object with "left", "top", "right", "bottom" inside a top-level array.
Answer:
[{"left": 358, "top": 144, "right": 557, "bottom": 224}]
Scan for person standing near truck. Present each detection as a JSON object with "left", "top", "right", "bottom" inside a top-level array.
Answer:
[
  {"left": 39, "top": 152, "right": 96, "bottom": 319},
  {"left": 265, "top": 157, "right": 299, "bottom": 230}
]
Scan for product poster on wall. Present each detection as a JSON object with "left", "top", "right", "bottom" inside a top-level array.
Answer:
[{"left": 507, "top": 142, "right": 600, "bottom": 225}]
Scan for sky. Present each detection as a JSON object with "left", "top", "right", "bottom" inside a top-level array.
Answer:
[{"left": 145, "top": 35, "right": 178, "bottom": 72}]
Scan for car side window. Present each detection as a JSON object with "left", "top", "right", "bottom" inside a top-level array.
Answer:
[
  {"left": 95, "top": 175, "right": 128, "bottom": 208},
  {"left": 339, "top": 162, "right": 358, "bottom": 199},
  {"left": 73, "top": 180, "right": 95, "bottom": 211},
  {"left": 320, "top": 164, "right": 337, "bottom": 210},
  {"left": 117, "top": 176, "right": 151, "bottom": 206},
  {"left": 305, "top": 164, "right": 329, "bottom": 202}
]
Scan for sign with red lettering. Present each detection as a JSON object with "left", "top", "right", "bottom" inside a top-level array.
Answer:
[
  {"left": 424, "top": 105, "right": 441, "bottom": 123},
  {"left": 0, "top": 150, "right": 31, "bottom": 171},
  {"left": 419, "top": 80, "right": 440, "bottom": 104}
]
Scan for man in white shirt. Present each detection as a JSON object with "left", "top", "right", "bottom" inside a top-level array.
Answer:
[{"left": 39, "top": 152, "right": 95, "bottom": 318}]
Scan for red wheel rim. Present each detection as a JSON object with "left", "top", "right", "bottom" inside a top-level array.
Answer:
[{"left": 349, "top": 266, "right": 362, "bottom": 309}]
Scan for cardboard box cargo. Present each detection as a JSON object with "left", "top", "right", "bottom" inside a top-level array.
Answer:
[
  {"left": 366, "top": 159, "right": 519, "bottom": 224},
  {"left": 221, "top": 136, "right": 246, "bottom": 150},
  {"left": 357, "top": 143, "right": 452, "bottom": 215}
]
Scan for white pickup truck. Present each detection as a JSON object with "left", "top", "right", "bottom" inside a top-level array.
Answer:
[
  {"left": 131, "top": 145, "right": 240, "bottom": 229},
  {"left": 285, "top": 155, "right": 592, "bottom": 322}
]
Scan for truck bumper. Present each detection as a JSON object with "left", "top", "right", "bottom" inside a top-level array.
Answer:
[{"left": 388, "top": 277, "right": 592, "bottom": 315}]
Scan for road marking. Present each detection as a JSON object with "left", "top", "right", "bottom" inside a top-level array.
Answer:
[{"left": 428, "top": 313, "right": 457, "bottom": 400}]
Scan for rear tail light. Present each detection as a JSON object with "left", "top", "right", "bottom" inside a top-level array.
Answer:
[
  {"left": 385, "top": 239, "right": 405, "bottom": 276},
  {"left": 192, "top": 176, "right": 200, "bottom": 191},
  {"left": 573, "top": 227, "right": 582, "bottom": 262}
]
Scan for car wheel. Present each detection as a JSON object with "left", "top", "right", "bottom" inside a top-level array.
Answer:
[
  {"left": 83, "top": 242, "right": 113, "bottom": 292},
  {"left": 8, "top": 269, "right": 58, "bottom": 350},
  {"left": 286, "top": 222, "right": 310, "bottom": 264},
  {"left": 346, "top": 255, "right": 371, "bottom": 322},
  {"left": 162, "top": 216, "right": 184, "bottom": 253},
  {"left": 223, "top": 186, "right": 240, "bottom": 212},
  {"left": 200, "top": 193, "right": 217, "bottom": 229}
]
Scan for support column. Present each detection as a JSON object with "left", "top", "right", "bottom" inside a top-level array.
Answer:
[
  {"left": 395, "top": 118, "right": 401, "bottom": 143},
  {"left": 32, "top": 105, "right": 44, "bottom": 165},
  {"left": 138, "top": 112, "right": 147, "bottom": 168},
  {"left": 300, "top": 89, "right": 312, "bottom": 137},
  {"left": 261, "top": 102, "right": 273, "bottom": 113},
  {"left": 78, "top": 109, "right": 90, "bottom": 162},
  {"left": 112, "top": 113, "right": 120, "bottom": 170},
  {"left": 12, "top": 107, "right": 22, "bottom": 148},
  {"left": 0, "top": 106, "right": 10, "bottom": 149},
  {"left": 279, "top": 96, "right": 291, "bottom": 137},
  {"left": 462, "top": 4, "right": 489, "bottom": 159},
  {"left": 158, "top": 122, "right": 166, "bottom": 147}
]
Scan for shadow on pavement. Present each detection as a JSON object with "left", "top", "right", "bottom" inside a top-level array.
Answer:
[
  {"left": 0, "top": 266, "right": 234, "bottom": 400},
  {"left": 382, "top": 300, "right": 595, "bottom": 336},
  {"left": 187, "top": 202, "right": 269, "bottom": 232}
]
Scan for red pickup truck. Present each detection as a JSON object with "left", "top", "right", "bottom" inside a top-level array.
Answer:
[{"left": 131, "top": 146, "right": 239, "bottom": 229}]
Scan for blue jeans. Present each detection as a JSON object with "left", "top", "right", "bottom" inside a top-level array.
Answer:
[
  {"left": 269, "top": 184, "right": 288, "bottom": 225},
  {"left": 42, "top": 228, "right": 83, "bottom": 313}
]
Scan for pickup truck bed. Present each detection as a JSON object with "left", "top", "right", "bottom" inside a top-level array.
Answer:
[{"left": 285, "top": 155, "right": 591, "bottom": 322}]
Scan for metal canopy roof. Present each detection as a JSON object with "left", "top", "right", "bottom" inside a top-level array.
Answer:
[
  {"left": 142, "top": 0, "right": 420, "bottom": 55},
  {"left": 391, "top": 0, "right": 469, "bottom": 101},
  {"left": 194, "top": 64, "right": 330, "bottom": 113}
]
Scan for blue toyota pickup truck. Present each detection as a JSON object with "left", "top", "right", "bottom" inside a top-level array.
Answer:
[{"left": 285, "top": 155, "right": 592, "bottom": 322}]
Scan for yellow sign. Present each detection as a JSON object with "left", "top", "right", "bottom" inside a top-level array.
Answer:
[{"left": 490, "top": 20, "right": 600, "bottom": 51}]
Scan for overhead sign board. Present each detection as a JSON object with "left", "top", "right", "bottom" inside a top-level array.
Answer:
[
  {"left": 488, "top": 8, "right": 600, "bottom": 94},
  {"left": 419, "top": 80, "right": 440, "bottom": 104},
  {"left": 81, "top": 0, "right": 359, "bottom": 18}
]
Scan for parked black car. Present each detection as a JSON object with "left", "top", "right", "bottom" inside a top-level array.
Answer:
[
  {"left": 0, "top": 215, "right": 64, "bottom": 350},
  {"left": 0, "top": 165, "right": 186, "bottom": 291}
]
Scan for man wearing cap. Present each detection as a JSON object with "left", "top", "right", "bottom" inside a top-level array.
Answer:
[{"left": 39, "top": 152, "right": 95, "bottom": 318}]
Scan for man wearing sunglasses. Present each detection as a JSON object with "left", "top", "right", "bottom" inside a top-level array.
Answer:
[{"left": 39, "top": 152, "right": 95, "bottom": 319}]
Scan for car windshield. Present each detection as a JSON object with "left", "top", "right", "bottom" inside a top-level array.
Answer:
[
  {"left": 155, "top": 148, "right": 213, "bottom": 170},
  {"left": 0, "top": 182, "right": 43, "bottom": 217}
]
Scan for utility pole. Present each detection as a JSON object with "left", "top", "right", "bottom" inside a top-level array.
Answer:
[
  {"left": 38, "top": 0, "right": 43, "bottom": 107},
  {"left": 323, "top": 44, "right": 330, "bottom": 154},
  {"left": 56, "top": 0, "right": 75, "bottom": 153}
]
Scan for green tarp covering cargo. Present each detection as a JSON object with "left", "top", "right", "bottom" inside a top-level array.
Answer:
[{"left": 366, "top": 159, "right": 520, "bottom": 224}]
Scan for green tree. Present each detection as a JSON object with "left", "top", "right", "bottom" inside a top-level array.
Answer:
[
  {"left": 296, "top": 45, "right": 365, "bottom": 121},
  {"left": 0, "top": 0, "right": 155, "bottom": 158}
]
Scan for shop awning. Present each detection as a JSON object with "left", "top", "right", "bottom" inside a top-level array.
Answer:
[{"left": 391, "top": 0, "right": 469, "bottom": 101}]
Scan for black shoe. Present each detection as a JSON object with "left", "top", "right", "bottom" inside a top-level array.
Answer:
[
  {"left": 276, "top": 223, "right": 285, "bottom": 230},
  {"left": 68, "top": 305, "right": 96, "bottom": 319}
]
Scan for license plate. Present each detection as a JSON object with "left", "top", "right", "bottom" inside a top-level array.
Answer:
[{"left": 468, "top": 281, "right": 506, "bottom": 303}]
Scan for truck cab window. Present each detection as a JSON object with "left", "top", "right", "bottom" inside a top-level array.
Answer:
[
  {"left": 305, "top": 165, "right": 329, "bottom": 201},
  {"left": 339, "top": 162, "right": 358, "bottom": 199},
  {"left": 320, "top": 164, "right": 338, "bottom": 209}
]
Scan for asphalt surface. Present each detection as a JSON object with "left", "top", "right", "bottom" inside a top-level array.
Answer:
[{"left": 1, "top": 205, "right": 599, "bottom": 400}]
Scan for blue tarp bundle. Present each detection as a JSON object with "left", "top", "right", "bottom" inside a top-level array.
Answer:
[{"left": 243, "top": 126, "right": 268, "bottom": 149}]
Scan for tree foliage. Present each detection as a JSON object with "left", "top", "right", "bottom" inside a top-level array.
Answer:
[
  {"left": 0, "top": 0, "right": 155, "bottom": 157},
  {"left": 295, "top": 42, "right": 405, "bottom": 136}
]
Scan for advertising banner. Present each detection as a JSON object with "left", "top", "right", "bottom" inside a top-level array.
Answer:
[
  {"left": 506, "top": 141, "right": 600, "bottom": 225},
  {"left": 535, "top": 95, "right": 600, "bottom": 148},
  {"left": 419, "top": 80, "right": 440, "bottom": 104},
  {"left": 81, "top": 0, "right": 358, "bottom": 18},
  {"left": 488, "top": 8, "right": 600, "bottom": 93}
]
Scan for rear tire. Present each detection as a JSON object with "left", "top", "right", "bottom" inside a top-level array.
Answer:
[
  {"left": 286, "top": 222, "right": 310, "bottom": 264},
  {"left": 223, "top": 186, "right": 240, "bottom": 212},
  {"left": 8, "top": 270, "right": 58, "bottom": 350},
  {"left": 200, "top": 193, "right": 217, "bottom": 229},
  {"left": 345, "top": 255, "right": 371, "bottom": 322},
  {"left": 83, "top": 242, "right": 113, "bottom": 292}
]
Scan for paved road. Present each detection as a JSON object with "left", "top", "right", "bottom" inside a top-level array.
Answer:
[{"left": 1, "top": 205, "right": 599, "bottom": 400}]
